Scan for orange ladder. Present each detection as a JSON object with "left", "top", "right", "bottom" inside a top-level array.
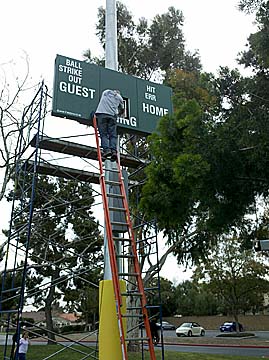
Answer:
[{"left": 93, "top": 116, "right": 156, "bottom": 360}]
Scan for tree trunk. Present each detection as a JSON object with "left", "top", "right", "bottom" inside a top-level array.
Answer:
[
  {"left": 44, "top": 305, "right": 56, "bottom": 344},
  {"left": 126, "top": 294, "right": 141, "bottom": 352},
  {"left": 85, "top": 311, "right": 89, "bottom": 331},
  {"left": 232, "top": 306, "right": 240, "bottom": 333},
  {"left": 44, "top": 271, "right": 59, "bottom": 344}
]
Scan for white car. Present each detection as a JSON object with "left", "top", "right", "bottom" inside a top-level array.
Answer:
[{"left": 176, "top": 322, "right": 205, "bottom": 337}]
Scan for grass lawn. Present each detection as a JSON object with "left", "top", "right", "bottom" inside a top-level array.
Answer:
[{"left": 1, "top": 345, "right": 262, "bottom": 360}]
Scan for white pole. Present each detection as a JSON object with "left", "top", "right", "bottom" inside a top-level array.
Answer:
[
  {"left": 104, "top": 0, "right": 118, "bottom": 280},
  {"left": 99, "top": 3, "right": 125, "bottom": 359},
  {"left": 105, "top": 0, "right": 118, "bottom": 71}
]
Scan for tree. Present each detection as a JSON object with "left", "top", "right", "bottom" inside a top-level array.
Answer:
[
  {"left": 146, "top": 277, "right": 176, "bottom": 317},
  {"left": 135, "top": 2, "right": 269, "bottom": 270},
  {"left": 84, "top": 2, "right": 201, "bottom": 79},
  {"left": 238, "top": 0, "right": 269, "bottom": 156},
  {"left": 8, "top": 175, "right": 103, "bottom": 343},
  {"left": 238, "top": 0, "right": 265, "bottom": 14},
  {"left": 140, "top": 96, "right": 213, "bottom": 263},
  {"left": 139, "top": 51, "right": 269, "bottom": 265},
  {"left": 84, "top": 3, "right": 208, "bottom": 269},
  {"left": 193, "top": 237, "right": 269, "bottom": 326},
  {"left": 0, "top": 271, "right": 22, "bottom": 313},
  {"left": 174, "top": 280, "right": 197, "bottom": 316},
  {"left": 64, "top": 269, "right": 101, "bottom": 331},
  {"left": 0, "top": 53, "right": 40, "bottom": 202},
  {"left": 174, "top": 280, "right": 219, "bottom": 316}
]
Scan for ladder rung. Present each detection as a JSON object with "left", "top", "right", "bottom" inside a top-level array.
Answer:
[
  {"left": 107, "top": 193, "right": 124, "bottom": 199},
  {"left": 121, "top": 292, "right": 142, "bottom": 297},
  {"left": 122, "top": 314, "right": 143, "bottom": 318},
  {"left": 116, "top": 254, "right": 135, "bottom": 259},
  {"left": 103, "top": 168, "right": 119, "bottom": 173},
  {"left": 113, "top": 236, "right": 131, "bottom": 241},
  {"left": 111, "top": 221, "right": 128, "bottom": 226},
  {"left": 125, "top": 337, "right": 149, "bottom": 342},
  {"left": 118, "top": 272, "right": 138, "bottom": 276},
  {"left": 105, "top": 180, "right": 121, "bottom": 186},
  {"left": 127, "top": 306, "right": 143, "bottom": 310},
  {"left": 109, "top": 206, "right": 126, "bottom": 212}
]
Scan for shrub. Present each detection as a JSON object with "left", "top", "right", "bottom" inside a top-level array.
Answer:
[{"left": 60, "top": 324, "right": 85, "bottom": 334}]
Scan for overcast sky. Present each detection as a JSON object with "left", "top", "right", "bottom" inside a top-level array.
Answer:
[
  {"left": 1, "top": 0, "right": 256, "bottom": 85},
  {"left": 0, "top": 0, "right": 257, "bottom": 283}
]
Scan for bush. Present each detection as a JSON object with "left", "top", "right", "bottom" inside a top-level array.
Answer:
[
  {"left": 28, "top": 328, "right": 47, "bottom": 338},
  {"left": 60, "top": 324, "right": 85, "bottom": 334},
  {"left": 217, "top": 332, "right": 255, "bottom": 338}
]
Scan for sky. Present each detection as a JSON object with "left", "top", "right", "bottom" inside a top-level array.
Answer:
[
  {"left": 0, "top": 0, "right": 257, "bottom": 283},
  {"left": 1, "top": 0, "right": 256, "bottom": 84}
]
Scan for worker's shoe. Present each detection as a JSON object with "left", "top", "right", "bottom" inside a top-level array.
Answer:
[
  {"left": 101, "top": 150, "right": 112, "bottom": 161},
  {"left": 110, "top": 151, "right": 117, "bottom": 162}
]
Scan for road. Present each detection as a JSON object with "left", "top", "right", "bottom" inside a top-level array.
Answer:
[
  {"left": 163, "top": 329, "right": 269, "bottom": 340},
  {"left": 158, "top": 329, "right": 269, "bottom": 357}
]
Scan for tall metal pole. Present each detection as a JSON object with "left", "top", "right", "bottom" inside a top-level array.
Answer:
[
  {"left": 99, "top": 2, "right": 125, "bottom": 359},
  {"left": 103, "top": 0, "right": 118, "bottom": 280},
  {"left": 105, "top": 0, "right": 118, "bottom": 70}
]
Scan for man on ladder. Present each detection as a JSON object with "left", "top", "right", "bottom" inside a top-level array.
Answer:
[{"left": 92, "top": 89, "right": 124, "bottom": 161}]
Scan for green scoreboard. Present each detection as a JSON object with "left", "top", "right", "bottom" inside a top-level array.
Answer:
[{"left": 52, "top": 54, "right": 173, "bottom": 135}]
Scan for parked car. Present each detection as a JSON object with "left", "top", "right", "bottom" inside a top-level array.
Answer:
[
  {"left": 156, "top": 321, "right": 176, "bottom": 330},
  {"left": 176, "top": 322, "right": 205, "bottom": 337},
  {"left": 219, "top": 321, "right": 243, "bottom": 332}
]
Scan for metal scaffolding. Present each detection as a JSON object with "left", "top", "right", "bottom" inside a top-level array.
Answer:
[{"left": 0, "top": 82, "right": 164, "bottom": 360}]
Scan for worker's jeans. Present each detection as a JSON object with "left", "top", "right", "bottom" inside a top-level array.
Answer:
[{"left": 96, "top": 114, "right": 117, "bottom": 152}]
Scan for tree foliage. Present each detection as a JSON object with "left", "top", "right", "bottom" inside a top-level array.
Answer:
[
  {"left": 8, "top": 175, "right": 103, "bottom": 342},
  {"left": 0, "top": 271, "right": 22, "bottom": 313},
  {"left": 140, "top": 37, "right": 269, "bottom": 263},
  {"left": 174, "top": 280, "right": 219, "bottom": 316},
  {"left": 135, "top": 1, "right": 269, "bottom": 267},
  {"left": 193, "top": 237, "right": 269, "bottom": 320},
  {"left": 86, "top": 1, "right": 269, "bottom": 271},
  {"left": 147, "top": 277, "right": 175, "bottom": 317},
  {"left": 238, "top": 0, "right": 265, "bottom": 14},
  {"left": 145, "top": 276, "right": 220, "bottom": 317},
  {"left": 85, "top": 2, "right": 201, "bottom": 79},
  {"left": 64, "top": 280, "right": 100, "bottom": 331}
]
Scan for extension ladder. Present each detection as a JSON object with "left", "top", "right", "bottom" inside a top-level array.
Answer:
[{"left": 93, "top": 116, "right": 156, "bottom": 360}]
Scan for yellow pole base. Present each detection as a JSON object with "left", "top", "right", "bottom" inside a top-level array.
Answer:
[{"left": 99, "top": 279, "right": 126, "bottom": 360}]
